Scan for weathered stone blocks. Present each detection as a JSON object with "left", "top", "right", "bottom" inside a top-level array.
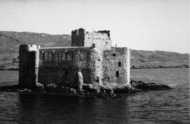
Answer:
[{"left": 19, "top": 28, "right": 131, "bottom": 91}]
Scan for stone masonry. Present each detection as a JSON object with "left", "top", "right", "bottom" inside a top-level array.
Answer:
[{"left": 19, "top": 28, "right": 131, "bottom": 89}]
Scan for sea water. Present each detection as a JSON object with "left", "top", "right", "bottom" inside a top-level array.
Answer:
[{"left": 0, "top": 68, "right": 189, "bottom": 124}]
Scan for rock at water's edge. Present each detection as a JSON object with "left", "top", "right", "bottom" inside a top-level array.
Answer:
[{"left": 130, "top": 80, "right": 171, "bottom": 91}]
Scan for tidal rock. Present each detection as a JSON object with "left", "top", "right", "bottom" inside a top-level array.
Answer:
[
  {"left": 114, "top": 86, "right": 141, "bottom": 94},
  {"left": 130, "top": 80, "right": 171, "bottom": 91}
]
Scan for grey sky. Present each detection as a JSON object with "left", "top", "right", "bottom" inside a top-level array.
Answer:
[{"left": 0, "top": 0, "right": 189, "bottom": 53}]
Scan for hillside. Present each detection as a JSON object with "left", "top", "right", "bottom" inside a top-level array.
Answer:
[
  {"left": 0, "top": 31, "right": 189, "bottom": 70},
  {"left": 0, "top": 31, "right": 70, "bottom": 69},
  {"left": 131, "top": 50, "right": 189, "bottom": 69}
]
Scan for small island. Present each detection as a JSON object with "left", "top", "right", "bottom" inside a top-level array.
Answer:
[{"left": 0, "top": 28, "right": 171, "bottom": 97}]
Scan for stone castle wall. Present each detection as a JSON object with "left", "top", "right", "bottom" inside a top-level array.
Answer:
[
  {"left": 19, "top": 28, "right": 131, "bottom": 89},
  {"left": 19, "top": 44, "right": 40, "bottom": 88},
  {"left": 39, "top": 47, "right": 99, "bottom": 87},
  {"left": 103, "top": 47, "right": 130, "bottom": 87},
  {"left": 84, "top": 31, "right": 112, "bottom": 51}
]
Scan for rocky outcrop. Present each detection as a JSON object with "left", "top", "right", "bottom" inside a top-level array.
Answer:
[
  {"left": 130, "top": 80, "right": 171, "bottom": 91},
  {"left": 0, "top": 80, "right": 172, "bottom": 97}
]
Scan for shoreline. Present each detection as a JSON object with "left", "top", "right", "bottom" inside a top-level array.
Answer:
[{"left": 0, "top": 80, "right": 172, "bottom": 97}]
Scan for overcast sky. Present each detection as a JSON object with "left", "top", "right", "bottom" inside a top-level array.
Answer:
[{"left": 0, "top": 0, "right": 189, "bottom": 53}]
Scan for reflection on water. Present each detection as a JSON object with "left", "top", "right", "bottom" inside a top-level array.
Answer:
[
  {"left": 17, "top": 94, "right": 129, "bottom": 124},
  {"left": 0, "top": 88, "right": 189, "bottom": 124},
  {"left": 0, "top": 69, "right": 189, "bottom": 124}
]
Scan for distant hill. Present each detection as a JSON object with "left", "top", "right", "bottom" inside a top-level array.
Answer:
[
  {"left": 131, "top": 50, "right": 189, "bottom": 69},
  {"left": 0, "top": 31, "right": 189, "bottom": 70},
  {"left": 0, "top": 31, "right": 70, "bottom": 69}
]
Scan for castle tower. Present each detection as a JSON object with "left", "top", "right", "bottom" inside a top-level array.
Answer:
[
  {"left": 71, "top": 28, "right": 112, "bottom": 51},
  {"left": 19, "top": 44, "right": 40, "bottom": 88},
  {"left": 71, "top": 28, "right": 85, "bottom": 46}
]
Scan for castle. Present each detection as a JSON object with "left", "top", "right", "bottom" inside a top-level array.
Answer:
[{"left": 19, "top": 28, "right": 130, "bottom": 90}]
